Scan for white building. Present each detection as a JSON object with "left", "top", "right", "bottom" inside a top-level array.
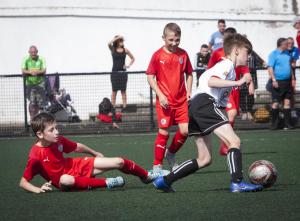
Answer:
[
  {"left": 0, "top": 0, "right": 299, "bottom": 122},
  {"left": 0, "top": 0, "right": 298, "bottom": 73}
]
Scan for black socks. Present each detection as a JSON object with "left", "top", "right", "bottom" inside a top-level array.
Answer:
[
  {"left": 164, "top": 159, "right": 199, "bottom": 186},
  {"left": 227, "top": 148, "right": 243, "bottom": 183}
]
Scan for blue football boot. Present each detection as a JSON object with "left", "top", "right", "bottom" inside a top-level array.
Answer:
[
  {"left": 230, "top": 180, "right": 263, "bottom": 193},
  {"left": 153, "top": 176, "right": 175, "bottom": 193}
]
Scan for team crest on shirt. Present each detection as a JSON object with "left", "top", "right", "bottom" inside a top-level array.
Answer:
[
  {"left": 179, "top": 57, "right": 183, "bottom": 64},
  {"left": 58, "top": 144, "right": 63, "bottom": 152},
  {"left": 227, "top": 102, "right": 232, "bottom": 108},
  {"left": 161, "top": 118, "right": 167, "bottom": 125}
]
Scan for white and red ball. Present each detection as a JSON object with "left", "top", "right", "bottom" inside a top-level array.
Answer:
[{"left": 248, "top": 160, "right": 278, "bottom": 188}]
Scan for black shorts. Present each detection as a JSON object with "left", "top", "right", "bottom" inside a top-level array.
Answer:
[
  {"left": 111, "top": 71, "right": 128, "bottom": 92},
  {"left": 271, "top": 80, "right": 292, "bottom": 103},
  {"left": 188, "top": 93, "right": 229, "bottom": 136}
]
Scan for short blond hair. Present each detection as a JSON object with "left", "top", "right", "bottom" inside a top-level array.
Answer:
[{"left": 163, "top": 23, "right": 181, "bottom": 36}]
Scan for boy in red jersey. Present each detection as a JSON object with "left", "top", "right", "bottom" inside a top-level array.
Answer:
[
  {"left": 19, "top": 112, "right": 159, "bottom": 193},
  {"left": 207, "top": 28, "right": 254, "bottom": 155},
  {"left": 146, "top": 23, "right": 193, "bottom": 173}
]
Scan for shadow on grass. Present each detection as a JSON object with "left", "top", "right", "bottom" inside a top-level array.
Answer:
[
  {"left": 243, "top": 151, "right": 277, "bottom": 155},
  {"left": 194, "top": 170, "right": 227, "bottom": 175}
]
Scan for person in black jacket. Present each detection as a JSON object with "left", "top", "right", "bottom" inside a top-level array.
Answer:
[{"left": 194, "top": 44, "right": 211, "bottom": 87}]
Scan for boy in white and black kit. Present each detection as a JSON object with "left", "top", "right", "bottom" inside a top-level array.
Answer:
[{"left": 154, "top": 33, "right": 264, "bottom": 193}]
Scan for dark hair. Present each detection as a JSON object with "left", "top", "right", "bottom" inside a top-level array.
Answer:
[
  {"left": 218, "top": 19, "right": 226, "bottom": 24},
  {"left": 99, "top": 97, "right": 113, "bottom": 114},
  {"left": 31, "top": 112, "right": 55, "bottom": 135},
  {"left": 201, "top": 44, "right": 209, "bottom": 49},
  {"left": 163, "top": 23, "right": 181, "bottom": 36},
  {"left": 277, "top": 38, "right": 287, "bottom": 47},
  {"left": 223, "top": 33, "right": 252, "bottom": 56},
  {"left": 112, "top": 35, "right": 124, "bottom": 48},
  {"left": 224, "top": 27, "right": 237, "bottom": 35}
]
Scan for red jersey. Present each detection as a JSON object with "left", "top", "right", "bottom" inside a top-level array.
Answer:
[
  {"left": 207, "top": 47, "right": 225, "bottom": 69},
  {"left": 22, "top": 136, "right": 77, "bottom": 188},
  {"left": 207, "top": 47, "right": 250, "bottom": 80},
  {"left": 146, "top": 47, "right": 193, "bottom": 107}
]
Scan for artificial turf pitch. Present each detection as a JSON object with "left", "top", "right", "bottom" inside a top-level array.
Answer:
[{"left": 0, "top": 130, "right": 299, "bottom": 221}]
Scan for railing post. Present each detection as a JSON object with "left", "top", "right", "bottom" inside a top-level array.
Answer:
[
  {"left": 22, "top": 75, "right": 29, "bottom": 132},
  {"left": 149, "top": 87, "right": 155, "bottom": 130}
]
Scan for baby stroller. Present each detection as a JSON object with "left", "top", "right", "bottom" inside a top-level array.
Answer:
[{"left": 48, "top": 88, "right": 81, "bottom": 122}]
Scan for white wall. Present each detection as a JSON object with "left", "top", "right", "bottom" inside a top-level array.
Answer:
[
  {"left": 0, "top": 0, "right": 299, "bottom": 122},
  {"left": 0, "top": 0, "right": 298, "bottom": 73}
]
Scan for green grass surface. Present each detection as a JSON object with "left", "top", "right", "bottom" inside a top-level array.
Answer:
[{"left": 0, "top": 130, "right": 300, "bottom": 221}]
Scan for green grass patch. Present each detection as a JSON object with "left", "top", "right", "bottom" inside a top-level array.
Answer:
[{"left": 0, "top": 130, "right": 299, "bottom": 221}]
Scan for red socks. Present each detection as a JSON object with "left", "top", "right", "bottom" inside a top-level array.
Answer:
[
  {"left": 168, "top": 130, "right": 188, "bottom": 154},
  {"left": 71, "top": 158, "right": 149, "bottom": 190},
  {"left": 153, "top": 133, "right": 169, "bottom": 165},
  {"left": 119, "top": 158, "right": 148, "bottom": 179},
  {"left": 73, "top": 177, "right": 107, "bottom": 190}
]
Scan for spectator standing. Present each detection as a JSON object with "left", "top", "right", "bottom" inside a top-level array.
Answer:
[
  {"left": 194, "top": 44, "right": 211, "bottom": 87},
  {"left": 108, "top": 35, "right": 135, "bottom": 109},
  {"left": 208, "top": 19, "right": 226, "bottom": 52},
  {"left": 22, "top": 45, "right": 47, "bottom": 120},
  {"left": 268, "top": 38, "right": 295, "bottom": 130},
  {"left": 287, "top": 37, "right": 299, "bottom": 93}
]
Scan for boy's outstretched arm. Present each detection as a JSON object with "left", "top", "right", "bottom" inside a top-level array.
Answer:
[
  {"left": 208, "top": 75, "right": 250, "bottom": 88},
  {"left": 75, "top": 143, "right": 104, "bottom": 157},
  {"left": 19, "top": 177, "right": 52, "bottom": 193}
]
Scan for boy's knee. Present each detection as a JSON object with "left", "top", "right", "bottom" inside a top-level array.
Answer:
[
  {"left": 179, "top": 128, "right": 188, "bottom": 136},
  {"left": 116, "top": 157, "right": 125, "bottom": 168},
  {"left": 59, "top": 174, "right": 74, "bottom": 188},
  {"left": 158, "top": 128, "right": 169, "bottom": 136},
  {"left": 229, "top": 136, "right": 241, "bottom": 148}
]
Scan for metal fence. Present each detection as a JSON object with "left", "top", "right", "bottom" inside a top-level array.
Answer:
[{"left": 0, "top": 68, "right": 299, "bottom": 137}]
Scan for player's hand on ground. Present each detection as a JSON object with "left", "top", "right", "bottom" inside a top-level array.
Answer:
[
  {"left": 159, "top": 94, "right": 169, "bottom": 109},
  {"left": 39, "top": 181, "right": 52, "bottom": 193}
]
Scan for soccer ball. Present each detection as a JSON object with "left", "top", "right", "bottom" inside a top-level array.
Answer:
[{"left": 248, "top": 160, "right": 278, "bottom": 188}]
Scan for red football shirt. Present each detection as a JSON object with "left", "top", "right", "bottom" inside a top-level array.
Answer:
[
  {"left": 146, "top": 47, "right": 193, "bottom": 107},
  {"left": 207, "top": 47, "right": 250, "bottom": 80},
  {"left": 22, "top": 136, "right": 77, "bottom": 188},
  {"left": 207, "top": 47, "right": 225, "bottom": 69}
]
